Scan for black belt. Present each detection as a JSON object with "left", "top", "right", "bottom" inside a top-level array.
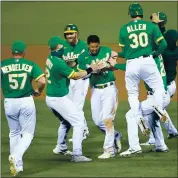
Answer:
[{"left": 94, "top": 82, "right": 114, "bottom": 89}]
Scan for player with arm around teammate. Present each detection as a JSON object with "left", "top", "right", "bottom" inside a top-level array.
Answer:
[
  {"left": 45, "top": 36, "right": 98, "bottom": 162},
  {"left": 77, "top": 35, "right": 122, "bottom": 159},
  {"left": 1, "top": 41, "right": 46, "bottom": 176},
  {"left": 53, "top": 25, "right": 89, "bottom": 153},
  {"left": 116, "top": 3, "right": 168, "bottom": 156}
]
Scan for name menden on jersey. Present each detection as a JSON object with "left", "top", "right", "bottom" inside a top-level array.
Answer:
[
  {"left": 127, "top": 24, "right": 146, "bottom": 33},
  {"left": 1, "top": 64, "right": 33, "bottom": 74}
]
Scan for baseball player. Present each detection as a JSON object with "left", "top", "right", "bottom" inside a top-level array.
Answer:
[
  {"left": 45, "top": 36, "right": 98, "bottom": 162},
  {"left": 1, "top": 41, "right": 46, "bottom": 176},
  {"left": 53, "top": 24, "right": 89, "bottom": 153},
  {"left": 107, "top": 56, "right": 169, "bottom": 154},
  {"left": 117, "top": 3, "right": 168, "bottom": 156},
  {"left": 140, "top": 14, "right": 178, "bottom": 145},
  {"left": 77, "top": 35, "right": 122, "bottom": 159}
]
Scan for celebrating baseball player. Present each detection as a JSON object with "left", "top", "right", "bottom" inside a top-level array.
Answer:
[
  {"left": 105, "top": 53, "right": 169, "bottom": 153},
  {"left": 77, "top": 35, "right": 122, "bottom": 159},
  {"left": 116, "top": 3, "right": 168, "bottom": 156},
  {"left": 45, "top": 36, "right": 99, "bottom": 162},
  {"left": 53, "top": 24, "right": 90, "bottom": 153},
  {"left": 1, "top": 41, "right": 46, "bottom": 176},
  {"left": 140, "top": 13, "right": 178, "bottom": 146}
]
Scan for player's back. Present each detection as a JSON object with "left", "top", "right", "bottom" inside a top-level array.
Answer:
[
  {"left": 120, "top": 20, "right": 162, "bottom": 59},
  {"left": 1, "top": 58, "right": 39, "bottom": 98},
  {"left": 46, "top": 55, "right": 73, "bottom": 97}
]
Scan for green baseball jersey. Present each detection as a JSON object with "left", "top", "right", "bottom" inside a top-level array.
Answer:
[
  {"left": 119, "top": 20, "right": 164, "bottom": 59},
  {"left": 163, "top": 30, "right": 178, "bottom": 84},
  {"left": 63, "top": 40, "right": 88, "bottom": 71},
  {"left": 163, "top": 48, "right": 178, "bottom": 84},
  {"left": 78, "top": 46, "right": 115, "bottom": 87},
  {"left": 45, "top": 55, "right": 75, "bottom": 97},
  {"left": 145, "top": 55, "right": 167, "bottom": 92},
  {"left": 1, "top": 58, "right": 44, "bottom": 98}
]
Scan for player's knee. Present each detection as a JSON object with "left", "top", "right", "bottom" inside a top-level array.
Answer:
[
  {"left": 103, "top": 119, "right": 113, "bottom": 129},
  {"left": 9, "top": 129, "right": 21, "bottom": 138},
  {"left": 22, "top": 132, "right": 34, "bottom": 141}
]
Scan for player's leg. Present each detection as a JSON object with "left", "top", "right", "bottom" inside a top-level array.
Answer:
[
  {"left": 125, "top": 59, "right": 149, "bottom": 135},
  {"left": 91, "top": 87, "right": 122, "bottom": 158},
  {"left": 52, "top": 110, "right": 71, "bottom": 155},
  {"left": 167, "top": 81, "right": 176, "bottom": 98},
  {"left": 11, "top": 97, "right": 36, "bottom": 172},
  {"left": 46, "top": 96, "right": 91, "bottom": 162},
  {"left": 141, "top": 56, "right": 166, "bottom": 122},
  {"left": 125, "top": 60, "right": 142, "bottom": 120},
  {"left": 140, "top": 94, "right": 156, "bottom": 145},
  {"left": 161, "top": 92, "right": 178, "bottom": 138},
  {"left": 163, "top": 110, "right": 178, "bottom": 138},
  {"left": 69, "top": 79, "right": 90, "bottom": 141},
  {"left": 98, "top": 84, "right": 121, "bottom": 159},
  {"left": 120, "top": 109, "right": 142, "bottom": 156},
  {"left": 147, "top": 112, "right": 168, "bottom": 152},
  {"left": 4, "top": 99, "right": 22, "bottom": 176}
]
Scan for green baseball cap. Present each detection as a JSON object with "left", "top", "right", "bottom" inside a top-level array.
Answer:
[
  {"left": 48, "top": 36, "right": 63, "bottom": 49},
  {"left": 11, "top": 41, "right": 26, "bottom": 54}
]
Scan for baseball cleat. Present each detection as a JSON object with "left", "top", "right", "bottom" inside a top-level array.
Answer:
[
  {"left": 153, "top": 106, "right": 168, "bottom": 123},
  {"left": 98, "top": 152, "right": 115, "bottom": 159},
  {"left": 71, "top": 155, "right": 92, "bottom": 162},
  {"left": 167, "top": 133, "right": 178, "bottom": 139},
  {"left": 53, "top": 146, "right": 72, "bottom": 155},
  {"left": 151, "top": 147, "right": 169, "bottom": 152},
  {"left": 9, "top": 155, "right": 20, "bottom": 176},
  {"left": 120, "top": 148, "right": 142, "bottom": 157},
  {"left": 140, "top": 141, "right": 155, "bottom": 146},
  {"left": 114, "top": 132, "right": 122, "bottom": 153}
]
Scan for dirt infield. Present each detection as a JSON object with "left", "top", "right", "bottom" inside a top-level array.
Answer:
[{"left": 1, "top": 44, "right": 177, "bottom": 102}]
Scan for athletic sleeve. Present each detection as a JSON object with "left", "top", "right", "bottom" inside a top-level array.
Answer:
[
  {"left": 152, "top": 24, "right": 164, "bottom": 44},
  {"left": 57, "top": 59, "right": 75, "bottom": 79},
  {"left": 31, "top": 63, "right": 45, "bottom": 82}
]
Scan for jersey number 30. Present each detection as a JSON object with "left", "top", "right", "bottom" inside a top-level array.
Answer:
[
  {"left": 8, "top": 73, "right": 27, "bottom": 89},
  {"left": 129, "top": 32, "right": 148, "bottom": 48}
]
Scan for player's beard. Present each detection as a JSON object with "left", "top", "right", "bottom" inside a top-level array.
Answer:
[{"left": 66, "top": 33, "right": 78, "bottom": 45}]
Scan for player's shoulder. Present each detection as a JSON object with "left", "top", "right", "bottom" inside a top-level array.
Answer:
[
  {"left": 78, "top": 39, "right": 87, "bottom": 45},
  {"left": 1, "top": 58, "right": 13, "bottom": 66}
]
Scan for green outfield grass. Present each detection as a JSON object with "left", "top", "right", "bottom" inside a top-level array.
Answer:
[{"left": 1, "top": 100, "right": 177, "bottom": 177}]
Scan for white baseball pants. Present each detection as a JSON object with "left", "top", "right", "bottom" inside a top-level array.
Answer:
[
  {"left": 91, "top": 83, "right": 118, "bottom": 151},
  {"left": 4, "top": 96, "right": 36, "bottom": 166},
  {"left": 46, "top": 95, "right": 85, "bottom": 156}
]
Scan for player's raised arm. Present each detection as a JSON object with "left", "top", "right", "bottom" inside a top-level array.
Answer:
[{"left": 152, "top": 25, "right": 167, "bottom": 57}]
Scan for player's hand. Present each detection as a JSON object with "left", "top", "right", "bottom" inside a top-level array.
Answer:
[
  {"left": 97, "top": 61, "right": 109, "bottom": 70},
  {"left": 33, "top": 89, "right": 42, "bottom": 97},
  {"left": 90, "top": 63, "right": 100, "bottom": 73},
  {"left": 108, "top": 57, "right": 117, "bottom": 67},
  {"left": 151, "top": 13, "right": 164, "bottom": 24}
]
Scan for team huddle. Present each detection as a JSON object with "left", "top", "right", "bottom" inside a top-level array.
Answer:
[{"left": 1, "top": 3, "right": 178, "bottom": 177}]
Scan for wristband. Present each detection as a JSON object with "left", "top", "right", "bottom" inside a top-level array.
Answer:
[{"left": 86, "top": 67, "right": 93, "bottom": 74}]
